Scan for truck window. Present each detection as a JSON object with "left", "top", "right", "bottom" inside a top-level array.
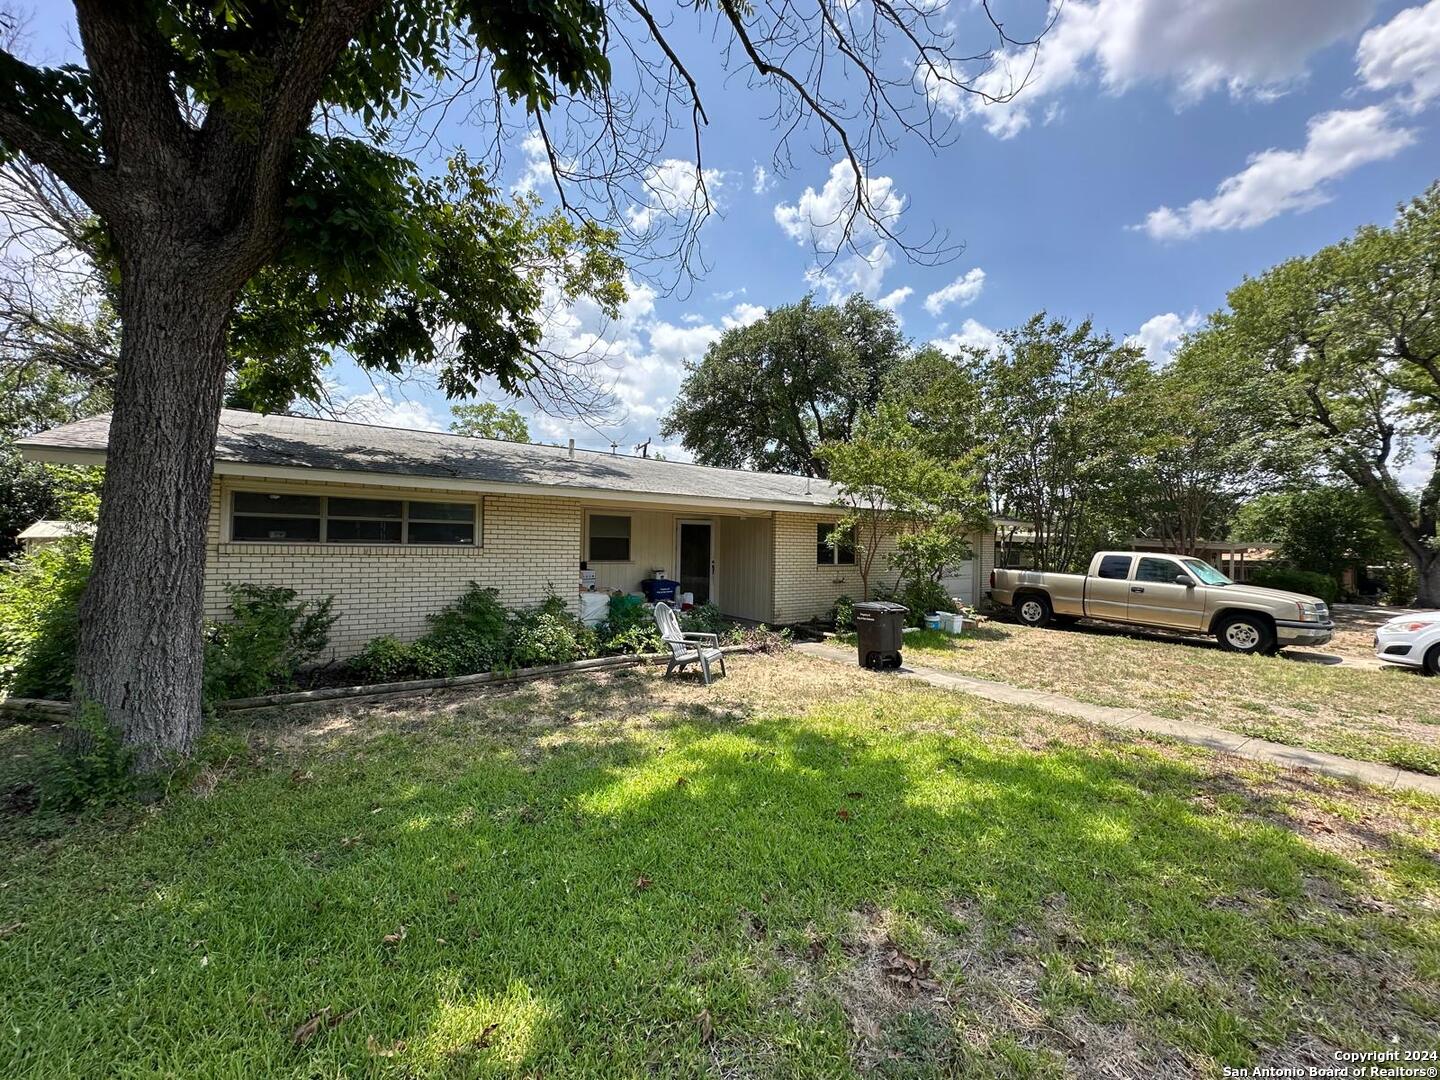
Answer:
[
  {"left": 1096, "top": 555, "right": 1132, "bottom": 579},
  {"left": 1136, "top": 557, "right": 1182, "bottom": 583}
]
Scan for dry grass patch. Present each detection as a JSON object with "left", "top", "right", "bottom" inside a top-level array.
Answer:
[{"left": 896, "top": 621, "right": 1440, "bottom": 774}]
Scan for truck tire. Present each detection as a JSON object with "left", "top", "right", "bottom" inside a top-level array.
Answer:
[
  {"left": 1015, "top": 593, "right": 1053, "bottom": 628},
  {"left": 1215, "top": 613, "right": 1275, "bottom": 656}
]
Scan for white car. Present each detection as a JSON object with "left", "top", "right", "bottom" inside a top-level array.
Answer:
[{"left": 1374, "top": 612, "right": 1440, "bottom": 674}]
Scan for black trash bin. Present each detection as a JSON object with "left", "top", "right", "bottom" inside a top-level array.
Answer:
[{"left": 854, "top": 600, "right": 908, "bottom": 670}]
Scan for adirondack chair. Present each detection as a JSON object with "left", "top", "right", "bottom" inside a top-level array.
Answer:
[{"left": 653, "top": 602, "right": 727, "bottom": 684}]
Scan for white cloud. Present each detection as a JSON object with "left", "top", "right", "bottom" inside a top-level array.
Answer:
[
  {"left": 724, "top": 302, "right": 767, "bottom": 327},
  {"left": 924, "top": 0, "right": 1375, "bottom": 138},
  {"left": 626, "top": 159, "right": 723, "bottom": 236},
  {"left": 923, "top": 269, "right": 986, "bottom": 315},
  {"left": 774, "top": 161, "right": 906, "bottom": 300},
  {"left": 930, "top": 319, "right": 1002, "bottom": 355},
  {"left": 333, "top": 390, "right": 447, "bottom": 431},
  {"left": 1126, "top": 311, "right": 1201, "bottom": 365},
  {"left": 1357, "top": 0, "right": 1440, "bottom": 111},
  {"left": 878, "top": 287, "right": 913, "bottom": 311},
  {"left": 1137, "top": 106, "right": 1416, "bottom": 240},
  {"left": 752, "top": 164, "right": 774, "bottom": 195},
  {"left": 512, "top": 131, "right": 554, "bottom": 195}
]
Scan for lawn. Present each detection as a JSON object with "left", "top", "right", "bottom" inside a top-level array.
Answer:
[
  {"left": 883, "top": 620, "right": 1440, "bottom": 776},
  {"left": 2, "top": 652, "right": 1438, "bottom": 1077}
]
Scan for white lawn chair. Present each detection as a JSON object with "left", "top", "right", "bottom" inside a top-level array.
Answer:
[{"left": 653, "top": 602, "right": 727, "bottom": 684}]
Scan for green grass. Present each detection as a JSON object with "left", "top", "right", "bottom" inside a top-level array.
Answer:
[
  {"left": 873, "top": 622, "right": 1440, "bottom": 776},
  {"left": 2, "top": 654, "right": 1438, "bottom": 1077}
]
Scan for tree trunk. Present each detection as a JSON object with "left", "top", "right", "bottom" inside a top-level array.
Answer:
[
  {"left": 1415, "top": 549, "right": 1440, "bottom": 608},
  {"left": 73, "top": 248, "right": 234, "bottom": 771}
]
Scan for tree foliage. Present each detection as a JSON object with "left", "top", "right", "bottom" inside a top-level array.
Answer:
[
  {"left": 817, "top": 408, "right": 986, "bottom": 601},
  {"left": 662, "top": 295, "right": 905, "bottom": 477},
  {"left": 1200, "top": 182, "right": 1440, "bottom": 602},
  {"left": 449, "top": 401, "right": 531, "bottom": 442},
  {"left": 1232, "top": 485, "right": 1396, "bottom": 583},
  {"left": 970, "top": 314, "right": 1147, "bottom": 572}
]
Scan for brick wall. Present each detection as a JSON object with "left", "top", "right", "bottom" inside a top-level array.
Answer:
[
  {"left": 770, "top": 511, "right": 901, "bottom": 624},
  {"left": 205, "top": 476, "right": 582, "bottom": 659}
]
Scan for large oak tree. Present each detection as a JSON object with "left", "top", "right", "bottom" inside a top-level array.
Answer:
[{"left": 0, "top": 1, "right": 1040, "bottom": 768}]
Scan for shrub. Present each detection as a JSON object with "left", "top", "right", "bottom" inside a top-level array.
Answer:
[
  {"left": 348, "top": 634, "right": 422, "bottom": 683},
  {"left": 421, "top": 582, "right": 511, "bottom": 675},
  {"left": 509, "top": 611, "right": 591, "bottom": 667},
  {"left": 679, "top": 603, "right": 742, "bottom": 642},
  {"left": 1249, "top": 566, "right": 1339, "bottom": 606},
  {"left": 597, "top": 594, "right": 662, "bottom": 655},
  {"left": 46, "top": 700, "right": 135, "bottom": 810},
  {"left": 0, "top": 537, "right": 92, "bottom": 699},
  {"left": 1378, "top": 562, "right": 1418, "bottom": 607},
  {"left": 202, "top": 585, "right": 336, "bottom": 703},
  {"left": 895, "top": 578, "right": 957, "bottom": 627},
  {"left": 831, "top": 595, "right": 855, "bottom": 631}
]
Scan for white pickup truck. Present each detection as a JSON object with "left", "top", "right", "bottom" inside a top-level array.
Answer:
[{"left": 990, "top": 551, "right": 1334, "bottom": 656}]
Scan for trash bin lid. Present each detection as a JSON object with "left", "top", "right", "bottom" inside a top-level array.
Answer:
[{"left": 854, "top": 600, "right": 909, "bottom": 614}]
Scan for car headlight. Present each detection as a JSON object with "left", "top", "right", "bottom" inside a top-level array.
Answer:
[
  {"left": 1296, "top": 602, "right": 1324, "bottom": 623},
  {"left": 1396, "top": 620, "right": 1438, "bottom": 633}
]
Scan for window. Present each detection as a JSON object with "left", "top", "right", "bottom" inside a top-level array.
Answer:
[
  {"left": 1136, "top": 557, "right": 1183, "bottom": 584},
  {"left": 1096, "top": 555, "right": 1132, "bottom": 580},
  {"left": 588, "top": 514, "right": 631, "bottom": 561},
  {"left": 407, "top": 500, "right": 476, "bottom": 545},
  {"left": 327, "top": 496, "right": 402, "bottom": 544},
  {"left": 232, "top": 491, "right": 322, "bottom": 542},
  {"left": 230, "top": 491, "right": 477, "bottom": 546},
  {"left": 1182, "top": 558, "right": 1231, "bottom": 586},
  {"left": 817, "top": 523, "right": 856, "bottom": 565}
]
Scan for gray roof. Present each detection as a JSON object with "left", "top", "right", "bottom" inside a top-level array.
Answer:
[
  {"left": 17, "top": 520, "right": 96, "bottom": 540},
  {"left": 19, "top": 409, "right": 848, "bottom": 509}
]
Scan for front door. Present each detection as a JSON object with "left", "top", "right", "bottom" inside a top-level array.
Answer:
[{"left": 678, "top": 521, "right": 712, "bottom": 605}]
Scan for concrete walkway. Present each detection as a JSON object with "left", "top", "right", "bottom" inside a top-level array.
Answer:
[{"left": 795, "top": 642, "right": 1440, "bottom": 798}]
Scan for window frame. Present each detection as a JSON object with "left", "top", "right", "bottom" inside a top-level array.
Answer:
[
  {"left": 225, "top": 486, "right": 481, "bottom": 548},
  {"left": 586, "top": 512, "right": 633, "bottom": 564},
  {"left": 817, "top": 523, "right": 856, "bottom": 566}
]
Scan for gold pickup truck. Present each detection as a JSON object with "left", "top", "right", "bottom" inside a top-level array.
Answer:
[{"left": 990, "top": 551, "right": 1334, "bottom": 656}]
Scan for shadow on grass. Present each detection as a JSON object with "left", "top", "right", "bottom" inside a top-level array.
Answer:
[{"left": 1, "top": 686, "right": 1436, "bottom": 1077}]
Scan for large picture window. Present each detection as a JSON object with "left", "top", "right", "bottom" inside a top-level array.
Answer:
[
  {"left": 588, "top": 514, "right": 631, "bottom": 562},
  {"left": 817, "top": 523, "right": 855, "bottom": 565},
  {"left": 230, "top": 491, "right": 477, "bottom": 545}
]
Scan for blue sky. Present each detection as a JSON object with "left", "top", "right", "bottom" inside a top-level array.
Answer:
[{"left": 25, "top": 1, "right": 1440, "bottom": 472}]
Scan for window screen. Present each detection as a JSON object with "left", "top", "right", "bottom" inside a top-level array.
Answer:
[
  {"left": 1136, "top": 557, "right": 1182, "bottom": 584},
  {"left": 326, "top": 496, "right": 403, "bottom": 544},
  {"left": 589, "top": 514, "right": 631, "bottom": 561},
  {"left": 1096, "top": 555, "right": 1132, "bottom": 580},
  {"left": 230, "top": 491, "right": 478, "bottom": 546}
]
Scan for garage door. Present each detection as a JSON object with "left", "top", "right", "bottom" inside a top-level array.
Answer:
[{"left": 938, "top": 560, "right": 975, "bottom": 605}]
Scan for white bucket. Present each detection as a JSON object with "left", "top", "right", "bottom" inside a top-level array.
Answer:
[{"left": 680, "top": 591, "right": 695, "bottom": 608}]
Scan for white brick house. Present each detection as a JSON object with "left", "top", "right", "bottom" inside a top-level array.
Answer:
[{"left": 20, "top": 409, "right": 1001, "bottom": 657}]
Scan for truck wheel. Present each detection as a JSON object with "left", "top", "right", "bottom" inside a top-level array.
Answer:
[
  {"left": 1216, "top": 614, "right": 1274, "bottom": 656},
  {"left": 1015, "top": 594, "right": 1053, "bottom": 628}
]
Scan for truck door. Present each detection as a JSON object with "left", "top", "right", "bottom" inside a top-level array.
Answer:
[
  {"left": 1084, "top": 554, "right": 1133, "bottom": 621},
  {"left": 1127, "top": 557, "right": 1205, "bottom": 631}
]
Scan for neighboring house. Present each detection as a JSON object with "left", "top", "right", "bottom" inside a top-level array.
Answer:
[
  {"left": 19, "top": 409, "right": 1003, "bottom": 658},
  {"left": 16, "top": 519, "right": 96, "bottom": 554}
]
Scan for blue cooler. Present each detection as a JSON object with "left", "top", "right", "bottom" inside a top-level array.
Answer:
[{"left": 641, "top": 578, "right": 680, "bottom": 603}]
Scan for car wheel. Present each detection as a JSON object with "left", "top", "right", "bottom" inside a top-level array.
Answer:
[
  {"left": 1424, "top": 643, "right": 1440, "bottom": 676},
  {"left": 1216, "top": 614, "right": 1274, "bottom": 656},
  {"left": 1015, "top": 593, "right": 1052, "bottom": 628}
]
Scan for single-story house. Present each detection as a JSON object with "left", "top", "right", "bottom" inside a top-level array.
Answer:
[
  {"left": 19, "top": 409, "right": 1003, "bottom": 658},
  {"left": 15, "top": 519, "right": 96, "bottom": 553}
]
